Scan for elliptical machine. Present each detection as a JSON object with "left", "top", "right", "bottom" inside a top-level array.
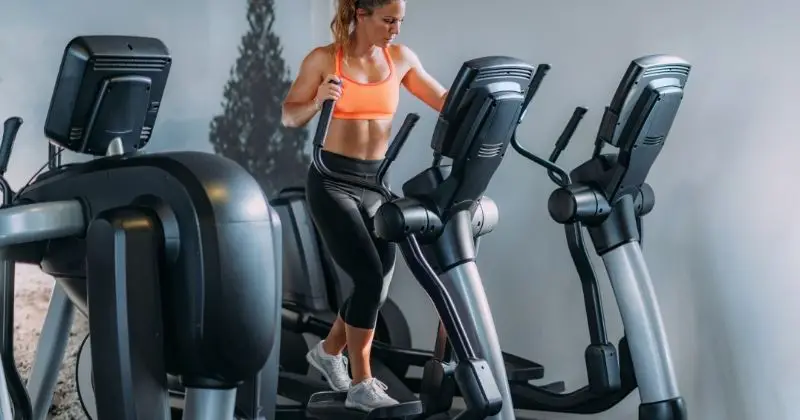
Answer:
[
  {"left": 0, "top": 35, "right": 283, "bottom": 420},
  {"left": 302, "top": 55, "right": 541, "bottom": 420},
  {"left": 509, "top": 55, "right": 690, "bottom": 419}
]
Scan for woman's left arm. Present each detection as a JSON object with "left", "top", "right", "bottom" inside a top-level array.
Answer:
[{"left": 398, "top": 45, "right": 448, "bottom": 112}]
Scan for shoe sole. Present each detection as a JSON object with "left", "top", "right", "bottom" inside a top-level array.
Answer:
[
  {"left": 344, "top": 400, "right": 371, "bottom": 412},
  {"left": 306, "top": 352, "right": 350, "bottom": 392},
  {"left": 345, "top": 399, "right": 400, "bottom": 412}
]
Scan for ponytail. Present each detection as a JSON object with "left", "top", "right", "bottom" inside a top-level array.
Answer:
[{"left": 331, "top": 0, "right": 357, "bottom": 54}]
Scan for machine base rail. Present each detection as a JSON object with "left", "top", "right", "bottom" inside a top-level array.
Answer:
[
  {"left": 305, "top": 391, "right": 423, "bottom": 419},
  {"left": 502, "top": 352, "right": 545, "bottom": 382}
]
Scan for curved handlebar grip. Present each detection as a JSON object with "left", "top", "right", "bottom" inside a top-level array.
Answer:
[
  {"left": 376, "top": 113, "right": 421, "bottom": 184},
  {"left": 386, "top": 113, "right": 420, "bottom": 162},
  {"left": 551, "top": 107, "right": 588, "bottom": 160},
  {"left": 0, "top": 117, "right": 23, "bottom": 176},
  {"left": 519, "top": 63, "right": 551, "bottom": 123},
  {"left": 510, "top": 132, "right": 571, "bottom": 187},
  {"left": 310, "top": 79, "right": 395, "bottom": 200}
]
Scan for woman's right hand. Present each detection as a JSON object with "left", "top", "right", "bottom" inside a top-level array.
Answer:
[{"left": 315, "top": 74, "right": 343, "bottom": 107}]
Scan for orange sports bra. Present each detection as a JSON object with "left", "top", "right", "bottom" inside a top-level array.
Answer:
[{"left": 332, "top": 47, "right": 400, "bottom": 120}]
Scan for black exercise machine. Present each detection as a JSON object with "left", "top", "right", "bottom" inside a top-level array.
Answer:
[
  {"left": 0, "top": 35, "right": 283, "bottom": 420},
  {"left": 270, "top": 186, "right": 562, "bottom": 415},
  {"left": 509, "top": 54, "right": 690, "bottom": 420},
  {"left": 299, "top": 55, "right": 540, "bottom": 420},
  {"left": 270, "top": 183, "right": 563, "bottom": 412},
  {"left": 273, "top": 188, "right": 417, "bottom": 412}
]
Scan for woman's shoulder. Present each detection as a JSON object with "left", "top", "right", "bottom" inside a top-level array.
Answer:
[
  {"left": 303, "top": 44, "right": 337, "bottom": 67},
  {"left": 389, "top": 43, "right": 413, "bottom": 59},
  {"left": 389, "top": 44, "right": 421, "bottom": 66},
  {"left": 310, "top": 43, "right": 337, "bottom": 56}
]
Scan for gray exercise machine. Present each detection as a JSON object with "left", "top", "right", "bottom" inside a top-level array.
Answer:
[
  {"left": 0, "top": 35, "right": 282, "bottom": 419},
  {"left": 510, "top": 54, "right": 690, "bottom": 420}
]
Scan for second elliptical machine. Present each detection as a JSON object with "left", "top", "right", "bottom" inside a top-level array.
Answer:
[{"left": 510, "top": 54, "right": 691, "bottom": 420}]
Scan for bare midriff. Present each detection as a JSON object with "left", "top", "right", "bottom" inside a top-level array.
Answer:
[{"left": 324, "top": 119, "right": 394, "bottom": 160}]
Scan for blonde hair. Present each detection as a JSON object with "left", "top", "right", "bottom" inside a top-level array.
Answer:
[{"left": 330, "top": 0, "right": 399, "bottom": 54}]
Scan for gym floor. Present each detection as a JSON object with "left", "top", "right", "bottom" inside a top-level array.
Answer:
[{"left": 14, "top": 265, "right": 87, "bottom": 419}]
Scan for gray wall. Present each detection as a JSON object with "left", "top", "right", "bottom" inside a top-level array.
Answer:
[
  {"left": 0, "top": 0, "right": 322, "bottom": 185},
  {"left": 374, "top": 0, "right": 800, "bottom": 419}
]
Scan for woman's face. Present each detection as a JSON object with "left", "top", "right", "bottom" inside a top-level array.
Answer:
[{"left": 358, "top": 1, "right": 405, "bottom": 48}]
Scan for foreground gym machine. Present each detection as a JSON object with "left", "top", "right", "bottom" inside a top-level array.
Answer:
[
  {"left": 0, "top": 35, "right": 283, "bottom": 419},
  {"left": 510, "top": 55, "right": 690, "bottom": 419}
]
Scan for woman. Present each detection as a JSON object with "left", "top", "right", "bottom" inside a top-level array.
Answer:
[{"left": 281, "top": 0, "right": 448, "bottom": 412}]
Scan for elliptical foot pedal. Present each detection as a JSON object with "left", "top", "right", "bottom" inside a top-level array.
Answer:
[
  {"left": 503, "top": 352, "right": 545, "bottom": 382},
  {"left": 306, "top": 391, "right": 422, "bottom": 419}
]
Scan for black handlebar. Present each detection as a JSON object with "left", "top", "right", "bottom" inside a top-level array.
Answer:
[
  {"left": 312, "top": 80, "right": 419, "bottom": 201},
  {"left": 510, "top": 64, "right": 586, "bottom": 188},
  {"left": 377, "top": 113, "right": 420, "bottom": 183},
  {"left": 0, "top": 116, "right": 31, "bottom": 417},
  {"left": 1, "top": 117, "right": 22, "bottom": 176},
  {"left": 519, "top": 64, "right": 550, "bottom": 124},
  {"left": 550, "top": 107, "right": 587, "bottom": 162},
  {"left": 312, "top": 86, "right": 338, "bottom": 149}
]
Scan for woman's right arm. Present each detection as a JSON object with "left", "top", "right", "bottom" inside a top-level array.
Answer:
[{"left": 282, "top": 48, "right": 340, "bottom": 128}]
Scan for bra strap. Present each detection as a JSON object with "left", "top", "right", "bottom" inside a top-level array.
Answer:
[{"left": 335, "top": 46, "right": 343, "bottom": 76}]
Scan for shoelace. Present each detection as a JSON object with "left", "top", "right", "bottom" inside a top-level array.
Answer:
[
  {"left": 329, "top": 355, "right": 348, "bottom": 376},
  {"left": 366, "top": 378, "right": 390, "bottom": 397}
]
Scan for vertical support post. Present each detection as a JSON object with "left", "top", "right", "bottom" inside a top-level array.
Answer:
[
  {"left": 27, "top": 286, "right": 74, "bottom": 420},
  {"left": 86, "top": 208, "right": 169, "bottom": 419}
]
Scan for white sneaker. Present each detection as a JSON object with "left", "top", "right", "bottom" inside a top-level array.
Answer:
[
  {"left": 305, "top": 340, "right": 352, "bottom": 391},
  {"left": 345, "top": 378, "right": 400, "bottom": 412}
]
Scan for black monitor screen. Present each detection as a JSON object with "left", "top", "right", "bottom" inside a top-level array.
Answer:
[
  {"left": 44, "top": 35, "right": 172, "bottom": 156},
  {"left": 598, "top": 54, "right": 690, "bottom": 149},
  {"left": 431, "top": 56, "right": 536, "bottom": 160}
]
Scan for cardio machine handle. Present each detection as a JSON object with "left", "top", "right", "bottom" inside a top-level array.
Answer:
[
  {"left": 312, "top": 83, "right": 338, "bottom": 149},
  {"left": 312, "top": 81, "right": 418, "bottom": 201},
  {"left": 313, "top": 95, "right": 392, "bottom": 200},
  {"left": 376, "top": 113, "right": 420, "bottom": 184},
  {"left": 0, "top": 117, "right": 23, "bottom": 176}
]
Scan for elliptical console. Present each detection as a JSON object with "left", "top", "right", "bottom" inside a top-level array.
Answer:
[
  {"left": 0, "top": 35, "right": 282, "bottom": 420},
  {"left": 510, "top": 55, "right": 690, "bottom": 420}
]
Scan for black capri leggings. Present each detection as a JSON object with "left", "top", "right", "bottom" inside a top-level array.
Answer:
[{"left": 306, "top": 150, "right": 397, "bottom": 330}]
